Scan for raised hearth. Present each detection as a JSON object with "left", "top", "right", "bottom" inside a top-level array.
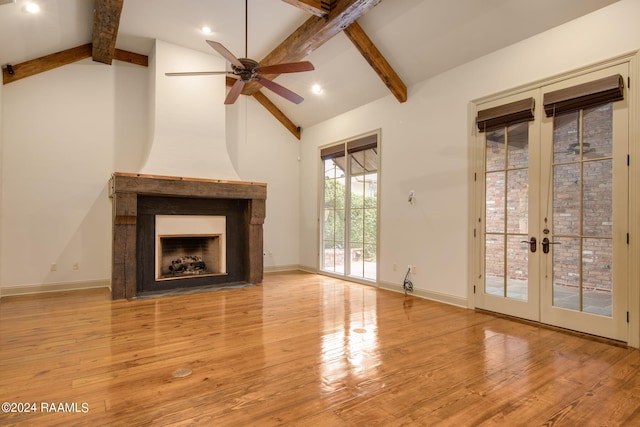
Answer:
[{"left": 109, "top": 173, "right": 266, "bottom": 300}]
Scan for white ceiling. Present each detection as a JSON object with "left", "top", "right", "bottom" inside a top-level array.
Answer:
[{"left": 0, "top": 0, "right": 620, "bottom": 129}]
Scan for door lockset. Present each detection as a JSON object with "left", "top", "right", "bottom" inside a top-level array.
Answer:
[
  {"left": 521, "top": 237, "right": 537, "bottom": 253},
  {"left": 542, "top": 237, "right": 560, "bottom": 254}
]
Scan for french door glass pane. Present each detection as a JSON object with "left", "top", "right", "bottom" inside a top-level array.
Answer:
[
  {"left": 583, "top": 159, "right": 612, "bottom": 236},
  {"left": 553, "top": 111, "right": 580, "bottom": 163},
  {"left": 506, "top": 235, "right": 527, "bottom": 300},
  {"left": 484, "top": 124, "right": 529, "bottom": 300},
  {"left": 507, "top": 123, "right": 529, "bottom": 168},
  {"left": 582, "top": 238, "right": 613, "bottom": 315},
  {"left": 551, "top": 103, "right": 613, "bottom": 317},
  {"left": 583, "top": 104, "right": 613, "bottom": 159},
  {"left": 485, "top": 171, "right": 505, "bottom": 233},
  {"left": 507, "top": 169, "right": 528, "bottom": 233},
  {"left": 553, "top": 163, "right": 581, "bottom": 235},
  {"left": 552, "top": 236, "right": 580, "bottom": 311},
  {"left": 485, "top": 234, "right": 505, "bottom": 296},
  {"left": 486, "top": 128, "right": 505, "bottom": 171}
]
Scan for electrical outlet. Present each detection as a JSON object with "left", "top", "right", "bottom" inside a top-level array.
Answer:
[
  {"left": 411, "top": 265, "right": 416, "bottom": 274},
  {"left": 393, "top": 263, "right": 397, "bottom": 271},
  {"left": 50, "top": 263, "right": 57, "bottom": 272},
  {"left": 73, "top": 262, "right": 79, "bottom": 270}
]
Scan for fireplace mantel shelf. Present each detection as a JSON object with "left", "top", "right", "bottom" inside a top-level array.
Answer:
[
  {"left": 110, "top": 172, "right": 267, "bottom": 200},
  {"left": 111, "top": 172, "right": 267, "bottom": 186},
  {"left": 110, "top": 172, "right": 266, "bottom": 300}
]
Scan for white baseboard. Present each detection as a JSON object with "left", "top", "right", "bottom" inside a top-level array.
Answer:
[
  {"left": 261, "top": 268, "right": 468, "bottom": 309},
  {"left": 379, "top": 281, "right": 468, "bottom": 308},
  {"left": 263, "top": 264, "right": 318, "bottom": 274},
  {"left": 264, "top": 264, "right": 305, "bottom": 273},
  {"left": 296, "top": 264, "right": 318, "bottom": 274},
  {"left": 0, "top": 279, "right": 111, "bottom": 299},
  {"left": 0, "top": 273, "right": 467, "bottom": 309}
]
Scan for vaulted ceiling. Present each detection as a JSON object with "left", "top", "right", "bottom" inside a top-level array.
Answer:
[{"left": 0, "top": 0, "right": 620, "bottom": 137}]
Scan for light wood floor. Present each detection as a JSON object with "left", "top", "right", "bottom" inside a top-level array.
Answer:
[{"left": 1, "top": 271, "right": 639, "bottom": 426}]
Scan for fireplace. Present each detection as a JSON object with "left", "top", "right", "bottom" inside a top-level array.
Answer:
[
  {"left": 158, "top": 234, "right": 221, "bottom": 279},
  {"left": 109, "top": 173, "right": 266, "bottom": 299},
  {"left": 155, "top": 215, "right": 226, "bottom": 280}
]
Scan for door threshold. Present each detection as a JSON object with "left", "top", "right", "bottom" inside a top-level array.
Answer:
[{"left": 475, "top": 308, "right": 628, "bottom": 348}]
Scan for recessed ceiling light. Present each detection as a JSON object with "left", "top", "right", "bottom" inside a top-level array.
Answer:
[
  {"left": 311, "top": 84, "right": 323, "bottom": 94},
  {"left": 25, "top": 2, "right": 39, "bottom": 13},
  {"left": 201, "top": 26, "right": 212, "bottom": 34}
]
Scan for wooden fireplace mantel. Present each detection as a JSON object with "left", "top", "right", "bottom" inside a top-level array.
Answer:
[{"left": 109, "top": 172, "right": 267, "bottom": 299}]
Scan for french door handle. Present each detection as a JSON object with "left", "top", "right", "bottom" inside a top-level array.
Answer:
[
  {"left": 521, "top": 237, "right": 536, "bottom": 253},
  {"left": 542, "top": 237, "right": 560, "bottom": 254}
]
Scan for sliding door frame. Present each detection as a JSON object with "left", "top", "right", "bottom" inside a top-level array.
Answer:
[{"left": 318, "top": 129, "right": 382, "bottom": 286}]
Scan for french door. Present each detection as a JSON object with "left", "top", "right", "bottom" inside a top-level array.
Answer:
[{"left": 475, "top": 64, "right": 629, "bottom": 341}]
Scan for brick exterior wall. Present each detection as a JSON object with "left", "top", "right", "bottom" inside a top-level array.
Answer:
[{"left": 485, "top": 103, "right": 613, "bottom": 293}]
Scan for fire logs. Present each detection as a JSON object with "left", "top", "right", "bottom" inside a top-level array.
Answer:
[{"left": 168, "top": 255, "right": 206, "bottom": 274}]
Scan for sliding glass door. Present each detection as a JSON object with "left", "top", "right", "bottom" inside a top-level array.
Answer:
[{"left": 321, "top": 133, "right": 379, "bottom": 282}]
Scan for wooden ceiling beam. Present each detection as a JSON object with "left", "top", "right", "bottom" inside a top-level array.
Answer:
[
  {"left": 114, "top": 49, "right": 149, "bottom": 67},
  {"left": 242, "top": 0, "right": 382, "bottom": 95},
  {"left": 92, "top": 0, "right": 124, "bottom": 65},
  {"left": 280, "top": 0, "right": 332, "bottom": 17},
  {"left": 2, "top": 45, "right": 147, "bottom": 85},
  {"left": 252, "top": 92, "right": 302, "bottom": 139},
  {"left": 226, "top": 77, "right": 301, "bottom": 139},
  {"left": 2, "top": 44, "right": 91, "bottom": 84},
  {"left": 343, "top": 21, "right": 406, "bottom": 102}
]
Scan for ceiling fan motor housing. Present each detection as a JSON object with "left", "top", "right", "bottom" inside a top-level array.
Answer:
[{"left": 234, "top": 58, "right": 259, "bottom": 81}]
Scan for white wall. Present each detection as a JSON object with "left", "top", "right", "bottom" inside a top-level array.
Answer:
[
  {"left": 299, "top": 0, "right": 640, "bottom": 303},
  {"left": 0, "top": 59, "right": 148, "bottom": 289},
  {"left": 2, "top": 0, "right": 640, "bottom": 300},
  {"left": 141, "top": 40, "right": 239, "bottom": 181},
  {"left": 226, "top": 96, "right": 302, "bottom": 271},
  {"left": 0, "top": 44, "right": 304, "bottom": 291}
]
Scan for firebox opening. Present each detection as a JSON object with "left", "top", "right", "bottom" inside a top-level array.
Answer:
[
  {"left": 158, "top": 234, "right": 225, "bottom": 280},
  {"left": 154, "top": 214, "right": 227, "bottom": 283}
]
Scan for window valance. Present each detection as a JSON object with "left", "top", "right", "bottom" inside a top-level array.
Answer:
[
  {"left": 476, "top": 98, "right": 535, "bottom": 132},
  {"left": 543, "top": 74, "right": 624, "bottom": 117}
]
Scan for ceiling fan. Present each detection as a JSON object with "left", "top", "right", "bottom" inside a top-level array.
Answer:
[{"left": 165, "top": 0, "right": 315, "bottom": 105}]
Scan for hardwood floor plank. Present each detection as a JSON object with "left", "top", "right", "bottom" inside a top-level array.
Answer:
[{"left": 1, "top": 272, "right": 638, "bottom": 425}]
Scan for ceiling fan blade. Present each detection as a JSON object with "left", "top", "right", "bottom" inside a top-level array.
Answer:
[
  {"left": 255, "top": 77, "right": 304, "bottom": 104},
  {"left": 255, "top": 61, "right": 315, "bottom": 75},
  {"left": 225, "top": 79, "right": 246, "bottom": 104},
  {"left": 165, "top": 71, "right": 229, "bottom": 76},
  {"left": 206, "top": 40, "right": 245, "bottom": 69}
]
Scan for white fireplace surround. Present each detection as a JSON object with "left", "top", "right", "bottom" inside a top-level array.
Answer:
[{"left": 155, "top": 215, "right": 227, "bottom": 279}]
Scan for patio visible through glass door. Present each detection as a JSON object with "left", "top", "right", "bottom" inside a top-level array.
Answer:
[{"left": 476, "top": 64, "right": 629, "bottom": 342}]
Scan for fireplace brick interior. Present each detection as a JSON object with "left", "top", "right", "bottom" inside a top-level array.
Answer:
[
  {"left": 158, "top": 234, "right": 221, "bottom": 279},
  {"left": 109, "top": 173, "right": 266, "bottom": 299}
]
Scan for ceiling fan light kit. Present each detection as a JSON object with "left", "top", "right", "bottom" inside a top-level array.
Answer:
[{"left": 165, "top": 1, "right": 314, "bottom": 105}]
